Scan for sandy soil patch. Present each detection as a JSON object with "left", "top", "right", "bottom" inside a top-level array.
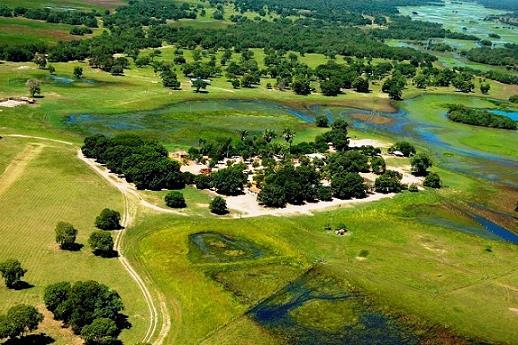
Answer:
[
  {"left": 224, "top": 191, "right": 394, "bottom": 218},
  {"left": 0, "top": 99, "right": 27, "bottom": 107},
  {"left": 349, "top": 138, "right": 390, "bottom": 148}
]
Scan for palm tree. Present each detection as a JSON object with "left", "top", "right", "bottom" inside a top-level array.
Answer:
[{"left": 263, "top": 129, "right": 276, "bottom": 143}]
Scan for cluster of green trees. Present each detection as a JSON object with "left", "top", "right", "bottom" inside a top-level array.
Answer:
[
  {"left": 70, "top": 26, "right": 93, "bottom": 36},
  {"left": 0, "top": 304, "right": 43, "bottom": 342},
  {"left": 447, "top": 105, "right": 517, "bottom": 130},
  {"left": 374, "top": 16, "right": 478, "bottom": 41},
  {"left": 463, "top": 44, "right": 518, "bottom": 67},
  {"left": 0, "top": 6, "right": 98, "bottom": 27},
  {"left": 82, "top": 134, "right": 186, "bottom": 190},
  {"left": 44, "top": 280, "right": 126, "bottom": 344}
]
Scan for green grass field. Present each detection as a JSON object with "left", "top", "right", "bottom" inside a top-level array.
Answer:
[
  {"left": 0, "top": 17, "right": 81, "bottom": 45},
  {"left": 1, "top": 26, "right": 517, "bottom": 345},
  {"left": 124, "top": 185, "right": 518, "bottom": 344},
  {"left": 0, "top": 136, "right": 147, "bottom": 344},
  {"left": 0, "top": 0, "right": 125, "bottom": 10}
]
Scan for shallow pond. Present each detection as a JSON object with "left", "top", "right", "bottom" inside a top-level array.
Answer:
[
  {"left": 65, "top": 95, "right": 518, "bottom": 187},
  {"left": 249, "top": 267, "right": 420, "bottom": 345},
  {"left": 489, "top": 109, "right": 518, "bottom": 121},
  {"left": 188, "top": 231, "right": 272, "bottom": 263}
]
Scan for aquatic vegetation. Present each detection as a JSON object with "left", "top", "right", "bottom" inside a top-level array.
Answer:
[{"left": 188, "top": 231, "right": 273, "bottom": 263}]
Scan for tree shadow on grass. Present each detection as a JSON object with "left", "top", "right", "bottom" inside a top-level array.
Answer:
[
  {"left": 4, "top": 333, "right": 54, "bottom": 345},
  {"left": 12, "top": 281, "right": 34, "bottom": 291},
  {"left": 92, "top": 249, "right": 119, "bottom": 258},
  {"left": 61, "top": 243, "right": 84, "bottom": 252}
]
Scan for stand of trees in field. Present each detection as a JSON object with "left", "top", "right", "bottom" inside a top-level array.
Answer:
[
  {"left": 0, "top": 6, "right": 98, "bottom": 27},
  {"left": 447, "top": 105, "right": 517, "bottom": 130},
  {"left": 44, "top": 280, "right": 128, "bottom": 344},
  {"left": 82, "top": 134, "right": 186, "bottom": 191}
]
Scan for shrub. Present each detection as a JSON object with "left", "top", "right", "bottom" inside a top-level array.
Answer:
[
  {"left": 210, "top": 196, "right": 228, "bottom": 215},
  {"left": 165, "top": 191, "right": 186, "bottom": 208},
  {"left": 408, "top": 184, "right": 419, "bottom": 192},
  {"left": 315, "top": 115, "right": 329, "bottom": 128},
  {"left": 95, "top": 209, "right": 121, "bottom": 230}
]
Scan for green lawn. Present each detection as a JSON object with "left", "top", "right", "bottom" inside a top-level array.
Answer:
[
  {"left": 0, "top": 0, "right": 125, "bottom": 10},
  {"left": 0, "top": 136, "right": 147, "bottom": 345}
]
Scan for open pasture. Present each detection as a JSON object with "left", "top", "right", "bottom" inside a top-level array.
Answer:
[{"left": 0, "top": 136, "right": 147, "bottom": 344}]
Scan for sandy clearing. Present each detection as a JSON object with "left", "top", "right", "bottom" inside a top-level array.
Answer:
[
  {"left": 349, "top": 138, "right": 390, "bottom": 148},
  {"left": 509, "top": 308, "right": 518, "bottom": 314},
  {"left": 0, "top": 100, "right": 27, "bottom": 107},
  {"left": 224, "top": 191, "right": 395, "bottom": 218},
  {"left": 0, "top": 143, "right": 45, "bottom": 197}
]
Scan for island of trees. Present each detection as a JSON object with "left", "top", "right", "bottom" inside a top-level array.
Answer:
[{"left": 447, "top": 105, "right": 517, "bottom": 130}]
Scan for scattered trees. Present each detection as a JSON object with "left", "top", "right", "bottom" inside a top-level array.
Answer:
[
  {"left": 480, "top": 82, "right": 490, "bottom": 94},
  {"left": 370, "top": 156, "right": 386, "bottom": 174},
  {"left": 165, "top": 191, "right": 186, "bottom": 208},
  {"left": 0, "top": 259, "right": 27, "bottom": 289},
  {"left": 32, "top": 53, "right": 47, "bottom": 69},
  {"left": 95, "top": 209, "right": 121, "bottom": 230},
  {"left": 55, "top": 222, "right": 78, "bottom": 250}
]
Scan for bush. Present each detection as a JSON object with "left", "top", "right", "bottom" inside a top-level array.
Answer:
[
  {"left": 210, "top": 196, "right": 228, "bottom": 215},
  {"left": 424, "top": 172, "right": 442, "bottom": 188},
  {"left": 95, "top": 208, "right": 121, "bottom": 230},
  {"left": 408, "top": 184, "right": 419, "bottom": 192},
  {"left": 165, "top": 191, "right": 186, "bottom": 208},
  {"left": 44, "top": 280, "right": 124, "bottom": 339}
]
